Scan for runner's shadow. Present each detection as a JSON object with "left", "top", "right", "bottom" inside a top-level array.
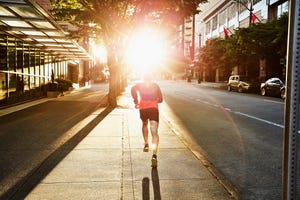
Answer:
[
  {"left": 142, "top": 169, "right": 161, "bottom": 200},
  {"left": 142, "top": 177, "right": 150, "bottom": 200},
  {"left": 152, "top": 168, "right": 161, "bottom": 200}
]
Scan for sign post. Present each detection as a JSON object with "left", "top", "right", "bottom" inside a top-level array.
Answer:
[{"left": 282, "top": 0, "right": 300, "bottom": 199}]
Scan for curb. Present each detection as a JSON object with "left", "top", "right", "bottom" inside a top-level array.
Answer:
[{"left": 161, "top": 111, "right": 240, "bottom": 200}]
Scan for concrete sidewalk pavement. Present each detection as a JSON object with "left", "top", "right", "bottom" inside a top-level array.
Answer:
[{"left": 19, "top": 91, "right": 235, "bottom": 199}]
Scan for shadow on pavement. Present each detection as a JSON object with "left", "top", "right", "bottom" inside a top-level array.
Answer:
[
  {"left": 142, "top": 177, "right": 150, "bottom": 200},
  {"left": 142, "top": 169, "right": 161, "bottom": 200},
  {"left": 152, "top": 168, "right": 161, "bottom": 200},
  {"left": 6, "top": 106, "right": 114, "bottom": 200}
]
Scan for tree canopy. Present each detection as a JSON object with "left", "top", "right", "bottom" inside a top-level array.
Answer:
[
  {"left": 50, "top": 0, "right": 208, "bottom": 105},
  {"left": 50, "top": 0, "right": 207, "bottom": 46},
  {"left": 198, "top": 13, "right": 288, "bottom": 81}
]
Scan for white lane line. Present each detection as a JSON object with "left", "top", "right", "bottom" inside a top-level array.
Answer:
[
  {"left": 234, "top": 111, "right": 284, "bottom": 129},
  {"left": 263, "top": 99, "right": 284, "bottom": 104},
  {"left": 234, "top": 111, "right": 300, "bottom": 134},
  {"left": 194, "top": 97, "right": 287, "bottom": 130}
]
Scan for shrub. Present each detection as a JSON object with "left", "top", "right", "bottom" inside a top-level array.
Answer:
[
  {"left": 55, "top": 78, "right": 73, "bottom": 91},
  {"left": 47, "top": 82, "right": 59, "bottom": 91}
]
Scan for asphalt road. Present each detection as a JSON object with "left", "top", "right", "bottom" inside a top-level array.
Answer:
[
  {"left": 1, "top": 80, "right": 298, "bottom": 199},
  {"left": 158, "top": 80, "right": 286, "bottom": 200},
  {"left": 0, "top": 83, "right": 108, "bottom": 199}
]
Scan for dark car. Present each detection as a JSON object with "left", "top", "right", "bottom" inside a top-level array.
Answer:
[{"left": 260, "top": 77, "right": 285, "bottom": 99}]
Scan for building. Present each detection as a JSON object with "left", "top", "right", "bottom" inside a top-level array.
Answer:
[
  {"left": 182, "top": 0, "right": 288, "bottom": 82},
  {"left": 0, "top": 0, "right": 91, "bottom": 107}
]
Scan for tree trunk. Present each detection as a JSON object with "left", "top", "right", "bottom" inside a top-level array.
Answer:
[
  {"left": 108, "top": 68, "right": 118, "bottom": 107},
  {"left": 107, "top": 49, "right": 127, "bottom": 107}
]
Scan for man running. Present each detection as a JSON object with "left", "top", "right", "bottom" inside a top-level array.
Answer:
[{"left": 131, "top": 73, "right": 163, "bottom": 167}]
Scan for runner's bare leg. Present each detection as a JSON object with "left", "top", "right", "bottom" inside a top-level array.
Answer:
[
  {"left": 142, "top": 120, "right": 149, "bottom": 145},
  {"left": 150, "top": 120, "right": 159, "bottom": 154}
]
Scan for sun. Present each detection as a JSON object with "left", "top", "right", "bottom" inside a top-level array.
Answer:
[{"left": 124, "top": 28, "right": 167, "bottom": 76}]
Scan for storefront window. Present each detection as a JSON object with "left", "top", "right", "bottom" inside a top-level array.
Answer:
[
  {"left": 0, "top": 47, "right": 6, "bottom": 70},
  {"left": 0, "top": 72, "right": 6, "bottom": 101},
  {"left": 8, "top": 51, "right": 15, "bottom": 71},
  {"left": 40, "top": 53, "right": 45, "bottom": 84},
  {"left": 23, "top": 75, "right": 29, "bottom": 91},
  {"left": 8, "top": 74, "right": 16, "bottom": 93},
  {"left": 29, "top": 75, "right": 35, "bottom": 89}
]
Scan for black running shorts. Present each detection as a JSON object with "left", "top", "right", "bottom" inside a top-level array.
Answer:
[{"left": 140, "top": 108, "right": 159, "bottom": 122}]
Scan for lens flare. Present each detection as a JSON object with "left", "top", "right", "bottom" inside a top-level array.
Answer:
[{"left": 124, "top": 29, "right": 167, "bottom": 76}]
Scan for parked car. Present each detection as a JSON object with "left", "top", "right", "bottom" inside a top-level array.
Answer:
[
  {"left": 260, "top": 77, "right": 285, "bottom": 99},
  {"left": 227, "top": 75, "right": 259, "bottom": 93},
  {"left": 280, "top": 86, "right": 286, "bottom": 99}
]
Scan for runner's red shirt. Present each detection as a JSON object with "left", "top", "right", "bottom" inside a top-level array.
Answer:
[{"left": 131, "top": 82, "right": 163, "bottom": 109}]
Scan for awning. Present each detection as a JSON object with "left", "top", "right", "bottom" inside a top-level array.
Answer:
[{"left": 0, "top": 0, "right": 91, "bottom": 59}]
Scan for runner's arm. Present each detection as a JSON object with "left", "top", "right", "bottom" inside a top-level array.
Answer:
[
  {"left": 156, "top": 85, "right": 163, "bottom": 103},
  {"left": 131, "top": 85, "right": 139, "bottom": 104}
]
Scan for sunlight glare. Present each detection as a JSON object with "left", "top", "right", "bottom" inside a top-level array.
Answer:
[
  {"left": 125, "top": 29, "right": 166, "bottom": 76},
  {"left": 91, "top": 42, "right": 107, "bottom": 63}
]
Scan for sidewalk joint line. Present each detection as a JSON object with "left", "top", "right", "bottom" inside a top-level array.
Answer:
[{"left": 126, "top": 110, "right": 136, "bottom": 199}]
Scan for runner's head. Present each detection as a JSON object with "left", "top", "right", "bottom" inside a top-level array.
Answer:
[{"left": 143, "top": 73, "right": 152, "bottom": 82}]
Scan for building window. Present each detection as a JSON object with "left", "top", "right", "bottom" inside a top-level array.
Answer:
[
  {"left": 0, "top": 32, "right": 71, "bottom": 106},
  {"left": 219, "top": 10, "right": 226, "bottom": 26},
  {"left": 205, "top": 21, "right": 210, "bottom": 35},
  {"left": 212, "top": 15, "right": 217, "bottom": 31},
  {"left": 239, "top": 0, "right": 248, "bottom": 12},
  {"left": 228, "top": 3, "right": 236, "bottom": 21},
  {"left": 253, "top": 0, "right": 261, "bottom": 5},
  {"left": 277, "top": 1, "right": 288, "bottom": 18}
]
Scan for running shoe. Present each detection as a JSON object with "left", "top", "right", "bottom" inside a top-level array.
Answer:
[
  {"left": 143, "top": 144, "right": 149, "bottom": 152},
  {"left": 151, "top": 154, "right": 157, "bottom": 168}
]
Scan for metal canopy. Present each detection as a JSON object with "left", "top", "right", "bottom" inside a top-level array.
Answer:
[{"left": 0, "top": 0, "right": 91, "bottom": 59}]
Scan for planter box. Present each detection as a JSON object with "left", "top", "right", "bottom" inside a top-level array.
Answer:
[{"left": 47, "top": 91, "right": 59, "bottom": 98}]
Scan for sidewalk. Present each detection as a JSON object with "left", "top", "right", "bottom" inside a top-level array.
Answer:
[{"left": 21, "top": 91, "right": 235, "bottom": 200}]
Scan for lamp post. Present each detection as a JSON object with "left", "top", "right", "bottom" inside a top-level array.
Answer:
[
  {"left": 249, "top": 0, "right": 253, "bottom": 26},
  {"left": 233, "top": 0, "right": 254, "bottom": 26}
]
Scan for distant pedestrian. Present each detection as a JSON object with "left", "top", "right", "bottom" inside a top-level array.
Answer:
[{"left": 131, "top": 73, "right": 163, "bottom": 168}]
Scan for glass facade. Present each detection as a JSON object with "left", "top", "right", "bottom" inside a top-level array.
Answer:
[
  {"left": 0, "top": 32, "right": 69, "bottom": 106},
  {"left": 0, "top": 0, "right": 90, "bottom": 107},
  {"left": 228, "top": 3, "right": 236, "bottom": 21},
  {"left": 253, "top": 0, "right": 262, "bottom": 5},
  {"left": 277, "top": 1, "right": 288, "bottom": 17},
  {"left": 212, "top": 15, "right": 218, "bottom": 31}
]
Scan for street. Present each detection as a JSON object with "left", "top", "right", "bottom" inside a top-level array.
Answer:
[
  {"left": 0, "top": 0, "right": 293, "bottom": 199},
  {"left": 159, "top": 80, "right": 285, "bottom": 199},
  {"left": 0, "top": 80, "right": 291, "bottom": 200},
  {"left": 0, "top": 84, "right": 109, "bottom": 199}
]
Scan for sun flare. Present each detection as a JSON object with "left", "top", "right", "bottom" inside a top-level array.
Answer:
[{"left": 125, "top": 29, "right": 166, "bottom": 76}]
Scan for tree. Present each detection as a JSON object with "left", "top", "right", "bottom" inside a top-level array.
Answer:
[
  {"left": 198, "top": 13, "right": 288, "bottom": 81},
  {"left": 50, "top": 0, "right": 208, "bottom": 106},
  {"left": 199, "top": 38, "right": 234, "bottom": 80},
  {"left": 232, "top": 13, "right": 288, "bottom": 78}
]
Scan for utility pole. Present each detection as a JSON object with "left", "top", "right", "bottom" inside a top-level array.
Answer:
[
  {"left": 233, "top": 0, "right": 257, "bottom": 26},
  {"left": 249, "top": 0, "right": 253, "bottom": 26},
  {"left": 191, "top": 14, "right": 195, "bottom": 61},
  {"left": 282, "top": 0, "right": 300, "bottom": 199}
]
